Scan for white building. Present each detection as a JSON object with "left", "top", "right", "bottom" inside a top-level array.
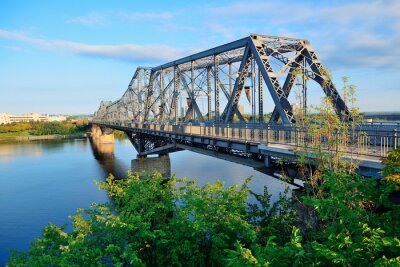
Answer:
[
  {"left": 49, "top": 115, "right": 67, "bottom": 122},
  {"left": 0, "top": 113, "right": 11, "bottom": 124},
  {"left": 0, "top": 113, "right": 68, "bottom": 124},
  {"left": 9, "top": 113, "right": 49, "bottom": 123}
]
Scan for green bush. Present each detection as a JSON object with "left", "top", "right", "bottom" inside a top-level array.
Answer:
[
  {"left": 8, "top": 173, "right": 256, "bottom": 266},
  {"left": 0, "top": 121, "right": 89, "bottom": 136}
]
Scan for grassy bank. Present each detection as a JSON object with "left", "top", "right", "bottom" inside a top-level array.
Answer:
[
  {"left": 0, "top": 131, "right": 31, "bottom": 143},
  {"left": 0, "top": 120, "right": 89, "bottom": 143}
]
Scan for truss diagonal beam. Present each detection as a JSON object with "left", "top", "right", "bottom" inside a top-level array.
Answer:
[
  {"left": 250, "top": 37, "right": 295, "bottom": 124},
  {"left": 270, "top": 55, "right": 304, "bottom": 123},
  {"left": 94, "top": 34, "right": 351, "bottom": 127},
  {"left": 302, "top": 47, "right": 350, "bottom": 120},
  {"left": 218, "top": 79, "right": 246, "bottom": 122},
  {"left": 223, "top": 43, "right": 252, "bottom": 123},
  {"left": 180, "top": 75, "right": 205, "bottom": 122}
]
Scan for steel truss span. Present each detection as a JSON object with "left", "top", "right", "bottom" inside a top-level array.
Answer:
[
  {"left": 93, "top": 34, "right": 398, "bottom": 174},
  {"left": 94, "top": 34, "right": 350, "bottom": 125}
]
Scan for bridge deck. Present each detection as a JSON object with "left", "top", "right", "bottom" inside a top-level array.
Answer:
[
  {"left": 259, "top": 143, "right": 384, "bottom": 169},
  {"left": 93, "top": 121, "right": 395, "bottom": 177}
]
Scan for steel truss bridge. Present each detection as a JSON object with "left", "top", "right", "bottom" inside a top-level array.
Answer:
[{"left": 93, "top": 34, "right": 399, "bottom": 177}]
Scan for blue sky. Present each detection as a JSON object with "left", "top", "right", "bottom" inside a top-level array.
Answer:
[{"left": 0, "top": 0, "right": 399, "bottom": 114}]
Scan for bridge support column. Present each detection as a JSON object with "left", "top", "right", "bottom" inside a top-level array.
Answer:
[
  {"left": 131, "top": 154, "right": 171, "bottom": 178},
  {"left": 264, "top": 155, "right": 272, "bottom": 168},
  {"left": 90, "top": 124, "right": 114, "bottom": 144}
]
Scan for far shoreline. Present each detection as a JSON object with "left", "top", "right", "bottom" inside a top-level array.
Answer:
[{"left": 0, "top": 133, "right": 88, "bottom": 144}]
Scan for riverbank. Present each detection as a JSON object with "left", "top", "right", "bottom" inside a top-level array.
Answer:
[
  {"left": 16, "top": 133, "right": 87, "bottom": 141},
  {"left": 0, "top": 133, "right": 87, "bottom": 143}
]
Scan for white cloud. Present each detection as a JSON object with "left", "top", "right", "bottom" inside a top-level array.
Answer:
[
  {"left": 204, "top": 0, "right": 400, "bottom": 69},
  {"left": 0, "top": 28, "right": 193, "bottom": 63},
  {"left": 1, "top": 45, "right": 25, "bottom": 52},
  {"left": 207, "top": 23, "right": 236, "bottom": 39},
  {"left": 206, "top": 0, "right": 400, "bottom": 26},
  {"left": 121, "top": 11, "right": 174, "bottom": 21},
  {"left": 66, "top": 13, "right": 107, "bottom": 26},
  {"left": 69, "top": 10, "right": 176, "bottom": 25},
  {"left": 3, "top": 1, "right": 400, "bottom": 69}
]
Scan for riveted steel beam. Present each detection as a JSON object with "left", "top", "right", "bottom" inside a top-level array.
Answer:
[
  {"left": 223, "top": 43, "right": 252, "bottom": 123},
  {"left": 302, "top": 47, "right": 350, "bottom": 121},
  {"left": 94, "top": 34, "right": 350, "bottom": 127},
  {"left": 249, "top": 36, "right": 295, "bottom": 124}
]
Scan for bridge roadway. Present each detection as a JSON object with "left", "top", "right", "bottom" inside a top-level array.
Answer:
[{"left": 93, "top": 121, "right": 399, "bottom": 178}]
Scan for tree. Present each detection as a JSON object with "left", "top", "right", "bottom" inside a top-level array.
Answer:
[{"left": 8, "top": 172, "right": 255, "bottom": 266}]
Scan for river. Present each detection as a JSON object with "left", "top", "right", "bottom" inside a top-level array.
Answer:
[{"left": 0, "top": 138, "right": 291, "bottom": 265}]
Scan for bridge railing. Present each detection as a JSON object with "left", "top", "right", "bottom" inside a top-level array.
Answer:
[{"left": 93, "top": 120, "right": 398, "bottom": 158}]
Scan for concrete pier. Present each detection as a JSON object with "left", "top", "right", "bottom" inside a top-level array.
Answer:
[
  {"left": 131, "top": 154, "right": 171, "bottom": 178},
  {"left": 264, "top": 155, "right": 272, "bottom": 168},
  {"left": 90, "top": 124, "right": 114, "bottom": 144}
]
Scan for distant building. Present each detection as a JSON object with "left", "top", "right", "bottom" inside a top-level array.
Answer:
[
  {"left": 291, "top": 103, "right": 301, "bottom": 113},
  {"left": 180, "top": 107, "right": 186, "bottom": 118},
  {"left": 49, "top": 115, "right": 67, "bottom": 122},
  {"left": 8, "top": 113, "right": 49, "bottom": 123},
  {"left": 238, "top": 104, "right": 245, "bottom": 115},
  {"left": 0, "top": 113, "right": 11, "bottom": 124},
  {"left": 0, "top": 113, "right": 67, "bottom": 124}
]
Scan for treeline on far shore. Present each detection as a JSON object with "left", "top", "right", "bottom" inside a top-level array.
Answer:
[{"left": 0, "top": 118, "right": 90, "bottom": 137}]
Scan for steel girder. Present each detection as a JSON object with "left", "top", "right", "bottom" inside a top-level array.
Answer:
[
  {"left": 93, "top": 34, "right": 350, "bottom": 126},
  {"left": 223, "top": 44, "right": 252, "bottom": 123}
]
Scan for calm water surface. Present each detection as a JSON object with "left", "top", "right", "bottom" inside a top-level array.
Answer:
[{"left": 0, "top": 138, "right": 290, "bottom": 265}]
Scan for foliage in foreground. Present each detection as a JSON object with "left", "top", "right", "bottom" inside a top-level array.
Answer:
[
  {"left": 7, "top": 173, "right": 264, "bottom": 266},
  {"left": 8, "top": 147, "right": 400, "bottom": 267}
]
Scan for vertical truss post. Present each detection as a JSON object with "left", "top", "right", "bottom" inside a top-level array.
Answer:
[
  {"left": 207, "top": 67, "right": 212, "bottom": 121},
  {"left": 174, "top": 66, "right": 180, "bottom": 124},
  {"left": 160, "top": 69, "right": 165, "bottom": 122},
  {"left": 252, "top": 58, "right": 256, "bottom": 123},
  {"left": 137, "top": 70, "right": 142, "bottom": 122},
  {"left": 258, "top": 68, "right": 263, "bottom": 122},
  {"left": 144, "top": 72, "right": 154, "bottom": 122},
  {"left": 191, "top": 60, "right": 195, "bottom": 121},
  {"left": 250, "top": 60, "right": 256, "bottom": 123},
  {"left": 130, "top": 79, "right": 136, "bottom": 122},
  {"left": 214, "top": 55, "right": 219, "bottom": 122},
  {"left": 223, "top": 44, "right": 252, "bottom": 124},
  {"left": 229, "top": 62, "right": 232, "bottom": 96},
  {"left": 303, "top": 59, "right": 307, "bottom": 115}
]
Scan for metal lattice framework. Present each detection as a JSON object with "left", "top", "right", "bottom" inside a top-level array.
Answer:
[{"left": 94, "top": 34, "right": 350, "bottom": 125}]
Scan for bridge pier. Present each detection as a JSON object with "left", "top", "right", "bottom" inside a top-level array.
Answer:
[
  {"left": 264, "top": 155, "right": 272, "bottom": 168},
  {"left": 131, "top": 154, "right": 171, "bottom": 178},
  {"left": 90, "top": 124, "right": 114, "bottom": 144}
]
